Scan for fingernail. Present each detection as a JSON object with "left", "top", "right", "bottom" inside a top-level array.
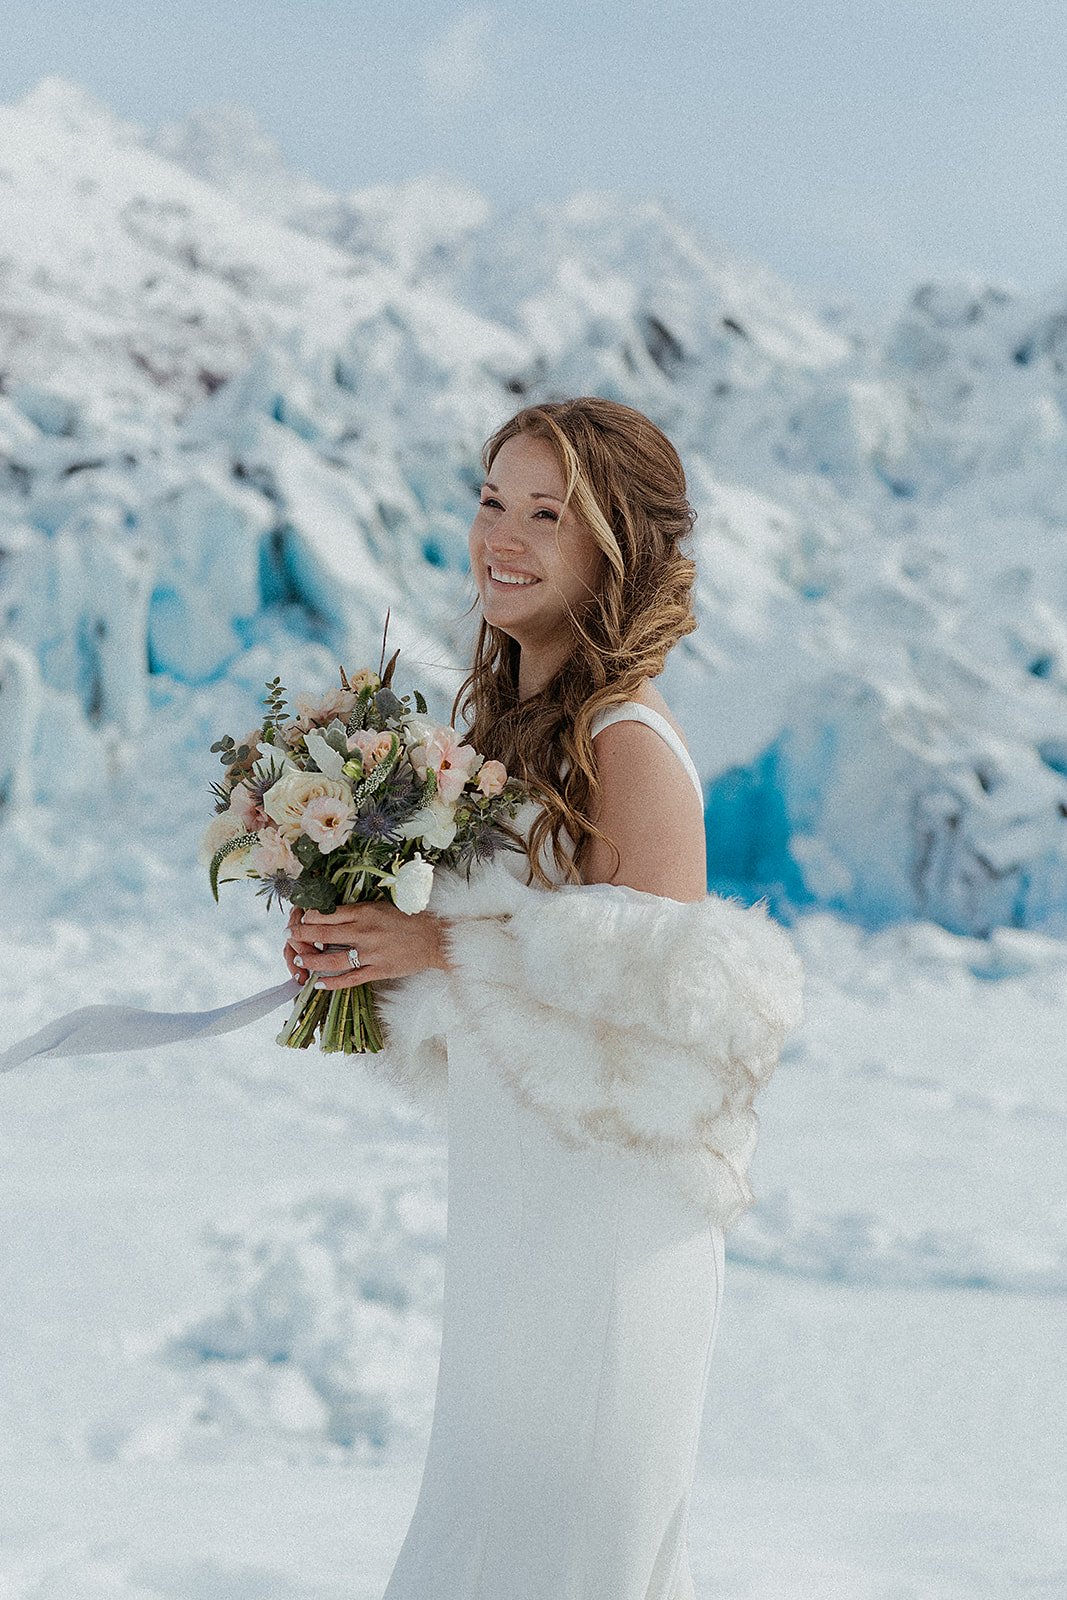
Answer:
[
  {"left": 294, "top": 956, "right": 304, "bottom": 968},
  {"left": 314, "top": 980, "right": 327, "bottom": 990},
  {"left": 314, "top": 941, "right": 324, "bottom": 951}
]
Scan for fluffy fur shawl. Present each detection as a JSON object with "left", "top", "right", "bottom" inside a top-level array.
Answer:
[{"left": 371, "top": 857, "right": 805, "bottom": 1232}]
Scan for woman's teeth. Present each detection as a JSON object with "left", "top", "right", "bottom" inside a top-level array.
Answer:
[{"left": 490, "top": 568, "right": 540, "bottom": 586}]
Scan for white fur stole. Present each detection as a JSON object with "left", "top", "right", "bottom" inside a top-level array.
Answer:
[{"left": 369, "top": 856, "right": 805, "bottom": 1231}]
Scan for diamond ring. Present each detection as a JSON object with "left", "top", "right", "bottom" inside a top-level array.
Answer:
[{"left": 347, "top": 947, "right": 362, "bottom": 970}]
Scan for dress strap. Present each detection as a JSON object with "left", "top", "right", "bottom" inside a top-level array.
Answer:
[{"left": 590, "top": 702, "right": 703, "bottom": 803}]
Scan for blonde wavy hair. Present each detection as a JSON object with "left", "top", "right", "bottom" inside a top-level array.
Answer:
[{"left": 451, "top": 397, "right": 699, "bottom": 889}]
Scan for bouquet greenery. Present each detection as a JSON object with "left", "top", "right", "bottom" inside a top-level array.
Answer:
[{"left": 201, "top": 633, "right": 529, "bottom": 1054}]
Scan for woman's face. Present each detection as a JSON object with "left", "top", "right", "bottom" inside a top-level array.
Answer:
[{"left": 469, "top": 433, "right": 606, "bottom": 657}]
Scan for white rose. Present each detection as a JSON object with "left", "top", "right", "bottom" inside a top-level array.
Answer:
[
  {"left": 389, "top": 853, "right": 435, "bottom": 914},
  {"left": 262, "top": 770, "right": 354, "bottom": 840}
]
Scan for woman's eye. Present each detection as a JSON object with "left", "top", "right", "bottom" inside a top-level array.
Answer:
[{"left": 478, "top": 497, "right": 556, "bottom": 522}]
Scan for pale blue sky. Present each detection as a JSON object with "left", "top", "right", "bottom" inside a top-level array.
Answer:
[{"left": 3, "top": 0, "right": 1066, "bottom": 316}]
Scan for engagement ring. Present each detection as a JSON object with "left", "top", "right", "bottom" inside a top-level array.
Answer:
[{"left": 347, "top": 947, "right": 362, "bottom": 969}]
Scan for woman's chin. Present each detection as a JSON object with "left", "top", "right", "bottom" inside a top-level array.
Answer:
[{"left": 482, "top": 588, "right": 541, "bottom": 622}]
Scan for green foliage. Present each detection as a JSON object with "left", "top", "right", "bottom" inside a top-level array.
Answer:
[
  {"left": 320, "top": 720, "right": 350, "bottom": 758},
  {"left": 209, "top": 832, "right": 259, "bottom": 902},
  {"left": 262, "top": 675, "right": 289, "bottom": 737},
  {"left": 293, "top": 832, "right": 323, "bottom": 871},
  {"left": 373, "top": 686, "right": 403, "bottom": 720},
  {"left": 350, "top": 731, "right": 401, "bottom": 808},
  {"left": 289, "top": 875, "right": 339, "bottom": 913}
]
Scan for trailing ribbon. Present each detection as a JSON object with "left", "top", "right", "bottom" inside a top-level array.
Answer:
[{"left": 0, "top": 978, "right": 302, "bottom": 1074}]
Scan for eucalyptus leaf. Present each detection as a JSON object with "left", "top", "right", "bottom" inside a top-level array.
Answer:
[
  {"left": 293, "top": 833, "right": 323, "bottom": 870},
  {"left": 290, "top": 876, "right": 339, "bottom": 913}
]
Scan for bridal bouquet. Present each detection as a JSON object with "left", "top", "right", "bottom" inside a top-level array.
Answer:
[{"left": 200, "top": 642, "right": 529, "bottom": 1055}]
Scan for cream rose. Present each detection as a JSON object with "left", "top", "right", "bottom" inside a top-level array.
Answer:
[{"left": 262, "top": 771, "right": 354, "bottom": 841}]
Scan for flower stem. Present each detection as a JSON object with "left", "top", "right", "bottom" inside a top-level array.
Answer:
[
  {"left": 276, "top": 968, "right": 386, "bottom": 1056},
  {"left": 276, "top": 971, "right": 328, "bottom": 1049}
]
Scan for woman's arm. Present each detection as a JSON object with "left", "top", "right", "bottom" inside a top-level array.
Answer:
[{"left": 579, "top": 720, "right": 706, "bottom": 902}]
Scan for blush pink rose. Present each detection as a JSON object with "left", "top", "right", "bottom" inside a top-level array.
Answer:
[
  {"left": 301, "top": 793, "right": 357, "bottom": 853},
  {"left": 252, "top": 831, "right": 303, "bottom": 878},
  {"left": 475, "top": 759, "right": 508, "bottom": 797}
]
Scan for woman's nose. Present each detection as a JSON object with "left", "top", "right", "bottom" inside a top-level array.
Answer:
[{"left": 485, "top": 517, "right": 525, "bottom": 554}]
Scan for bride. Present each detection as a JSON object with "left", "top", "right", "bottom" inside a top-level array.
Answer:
[{"left": 282, "top": 396, "right": 804, "bottom": 1599}]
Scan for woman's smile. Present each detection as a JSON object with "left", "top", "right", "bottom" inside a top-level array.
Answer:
[{"left": 487, "top": 565, "right": 542, "bottom": 589}]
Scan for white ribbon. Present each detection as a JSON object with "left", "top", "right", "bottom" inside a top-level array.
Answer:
[{"left": 0, "top": 979, "right": 302, "bottom": 1075}]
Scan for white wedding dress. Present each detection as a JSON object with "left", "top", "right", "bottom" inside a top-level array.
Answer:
[{"left": 383, "top": 704, "right": 725, "bottom": 1600}]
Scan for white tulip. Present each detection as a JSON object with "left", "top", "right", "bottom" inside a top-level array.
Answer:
[
  {"left": 252, "top": 741, "right": 298, "bottom": 782},
  {"left": 304, "top": 729, "right": 346, "bottom": 779},
  {"left": 396, "top": 800, "right": 458, "bottom": 850},
  {"left": 401, "top": 712, "right": 443, "bottom": 745}
]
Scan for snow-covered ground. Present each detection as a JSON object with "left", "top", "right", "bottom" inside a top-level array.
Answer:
[
  {"left": 2, "top": 75, "right": 1066, "bottom": 1597},
  {"left": 3, "top": 880, "right": 1064, "bottom": 1596}
]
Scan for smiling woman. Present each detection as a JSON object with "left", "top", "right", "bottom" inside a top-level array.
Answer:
[
  {"left": 369, "top": 397, "right": 805, "bottom": 1600},
  {"left": 458, "top": 398, "right": 703, "bottom": 895}
]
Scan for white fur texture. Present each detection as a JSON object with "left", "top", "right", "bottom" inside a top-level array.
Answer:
[{"left": 368, "top": 857, "right": 805, "bottom": 1232}]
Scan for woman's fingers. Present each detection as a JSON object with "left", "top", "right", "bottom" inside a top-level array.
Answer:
[
  {"left": 287, "top": 944, "right": 370, "bottom": 976},
  {"left": 291, "top": 919, "right": 362, "bottom": 950},
  {"left": 282, "top": 902, "right": 432, "bottom": 990},
  {"left": 283, "top": 942, "right": 308, "bottom": 984}
]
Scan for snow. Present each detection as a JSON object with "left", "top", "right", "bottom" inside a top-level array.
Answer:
[{"left": 1, "top": 74, "right": 1065, "bottom": 1596}]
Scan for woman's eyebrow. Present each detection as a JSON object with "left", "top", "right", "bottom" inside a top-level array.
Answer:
[{"left": 481, "top": 481, "right": 562, "bottom": 502}]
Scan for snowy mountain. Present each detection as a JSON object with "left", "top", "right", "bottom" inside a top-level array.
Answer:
[{"left": 2, "top": 74, "right": 1066, "bottom": 937}]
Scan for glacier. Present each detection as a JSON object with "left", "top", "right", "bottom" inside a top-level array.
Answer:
[{"left": 3, "top": 79, "right": 1066, "bottom": 934}]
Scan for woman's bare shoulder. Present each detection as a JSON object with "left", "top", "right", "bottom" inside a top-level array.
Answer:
[
  {"left": 582, "top": 681, "right": 705, "bottom": 899},
  {"left": 627, "top": 679, "right": 692, "bottom": 755}
]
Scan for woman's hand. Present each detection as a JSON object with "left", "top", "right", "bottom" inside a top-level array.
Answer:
[{"left": 284, "top": 901, "right": 452, "bottom": 990}]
